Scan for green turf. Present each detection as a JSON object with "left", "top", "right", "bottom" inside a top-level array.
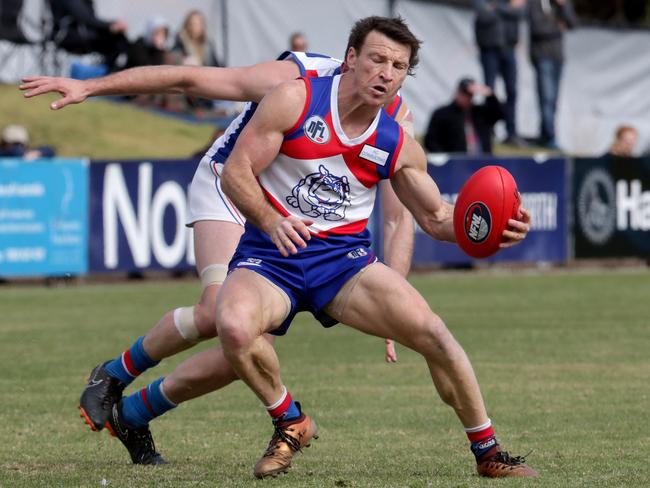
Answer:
[
  {"left": 0, "top": 269, "right": 648, "bottom": 487},
  {"left": 1, "top": 84, "right": 213, "bottom": 159}
]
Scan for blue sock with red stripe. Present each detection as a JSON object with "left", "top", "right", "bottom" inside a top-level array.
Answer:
[
  {"left": 266, "top": 386, "right": 301, "bottom": 422},
  {"left": 104, "top": 336, "right": 159, "bottom": 385},
  {"left": 120, "top": 377, "right": 176, "bottom": 428}
]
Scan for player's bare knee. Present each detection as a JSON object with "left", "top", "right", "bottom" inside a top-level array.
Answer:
[
  {"left": 215, "top": 302, "right": 257, "bottom": 352},
  {"left": 193, "top": 300, "right": 217, "bottom": 338},
  {"left": 411, "top": 314, "right": 459, "bottom": 359},
  {"left": 218, "top": 322, "right": 256, "bottom": 353}
]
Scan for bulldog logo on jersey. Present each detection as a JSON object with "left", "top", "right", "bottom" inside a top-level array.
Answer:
[
  {"left": 286, "top": 165, "right": 350, "bottom": 221},
  {"left": 304, "top": 115, "right": 330, "bottom": 144}
]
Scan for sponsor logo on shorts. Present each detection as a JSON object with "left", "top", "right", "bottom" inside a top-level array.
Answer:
[
  {"left": 304, "top": 115, "right": 330, "bottom": 144},
  {"left": 464, "top": 202, "right": 491, "bottom": 243},
  {"left": 346, "top": 248, "right": 368, "bottom": 259},
  {"left": 237, "top": 258, "right": 262, "bottom": 267}
]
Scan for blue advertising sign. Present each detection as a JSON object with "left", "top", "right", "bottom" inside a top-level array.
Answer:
[
  {"left": 382, "top": 157, "right": 567, "bottom": 265},
  {"left": 89, "top": 160, "right": 198, "bottom": 272},
  {"left": 0, "top": 158, "right": 88, "bottom": 276}
]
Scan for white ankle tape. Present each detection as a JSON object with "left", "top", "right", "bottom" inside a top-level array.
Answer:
[
  {"left": 200, "top": 264, "right": 228, "bottom": 288},
  {"left": 173, "top": 306, "right": 203, "bottom": 342}
]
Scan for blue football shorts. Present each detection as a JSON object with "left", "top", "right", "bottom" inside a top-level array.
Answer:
[{"left": 228, "top": 223, "right": 377, "bottom": 335}]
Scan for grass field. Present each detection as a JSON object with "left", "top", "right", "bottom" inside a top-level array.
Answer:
[{"left": 1, "top": 269, "right": 649, "bottom": 487}]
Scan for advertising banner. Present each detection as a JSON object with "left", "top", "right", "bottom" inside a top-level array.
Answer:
[
  {"left": 573, "top": 157, "right": 650, "bottom": 258},
  {"left": 0, "top": 158, "right": 88, "bottom": 277},
  {"left": 408, "top": 157, "right": 567, "bottom": 265},
  {"left": 89, "top": 160, "right": 198, "bottom": 272}
]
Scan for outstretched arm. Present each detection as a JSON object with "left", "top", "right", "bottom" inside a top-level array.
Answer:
[{"left": 20, "top": 60, "right": 300, "bottom": 110}]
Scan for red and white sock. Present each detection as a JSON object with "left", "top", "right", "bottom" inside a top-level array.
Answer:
[
  {"left": 265, "top": 386, "right": 300, "bottom": 421},
  {"left": 466, "top": 419, "right": 498, "bottom": 462}
]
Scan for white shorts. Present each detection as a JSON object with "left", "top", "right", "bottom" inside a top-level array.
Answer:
[{"left": 186, "top": 154, "right": 246, "bottom": 227}]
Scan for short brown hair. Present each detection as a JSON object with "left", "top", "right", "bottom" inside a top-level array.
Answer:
[{"left": 346, "top": 16, "right": 421, "bottom": 76}]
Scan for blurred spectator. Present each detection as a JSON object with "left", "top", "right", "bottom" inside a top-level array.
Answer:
[
  {"left": 606, "top": 125, "right": 639, "bottom": 158},
  {"left": 528, "top": 0, "right": 578, "bottom": 149},
  {"left": 123, "top": 17, "right": 174, "bottom": 109},
  {"left": 171, "top": 10, "right": 220, "bottom": 112},
  {"left": 49, "top": 0, "right": 130, "bottom": 71},
  {"left": 126, "top": 16, "right": 172, "bottom": 68},
  {"left": 474, "top": 0, "right": 526, "bottom": 147},
  {"left": 289, "top": 32, "right": 308, "bottom": 52},
  {"left": 424, "top": 78, "right": 504, "bottom": 154},
  {"left": 0, "top": 125, "right": 55, "bottom": 159},
  {"left": 1, "top": 0, "right": 28, "bottom": 43},
  {"left": 173, "top": 10, "right": 220, "bottom": 67}
]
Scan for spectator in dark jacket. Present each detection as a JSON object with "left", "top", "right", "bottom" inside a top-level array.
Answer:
[
  {"left": 474, "top": 0, "right": 526, "bottom": 147},
  {"left": 528, "top": 0, "right": 577, "bottom": 149},
  {"left": 424, "top": 78, "right": 504, "bottom": 154},
  {"left": 50, "top": 0, "right": 130, "bottom": 71}
]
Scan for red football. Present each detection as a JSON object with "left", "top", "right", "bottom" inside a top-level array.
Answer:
[{"left": 453, "top": 165, "right": 521, "bottom": 258}]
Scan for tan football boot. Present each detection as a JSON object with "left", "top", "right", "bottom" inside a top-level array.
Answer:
[
  {"left": 253, "top": 410, "right": 318, "bottom": 478},
  {"left": 477, "top": 448, "right": 539, "bottom": 478}
]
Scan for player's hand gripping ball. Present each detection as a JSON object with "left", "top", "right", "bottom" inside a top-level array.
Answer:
[{"left": 453, "top": 165, "right": 521, "bottom": 258}]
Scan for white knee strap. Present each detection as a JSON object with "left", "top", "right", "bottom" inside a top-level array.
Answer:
[
  {"left": 200, "top": 264, "right": 228, "bottom": 289},
  {"left": 173, "top": 306, "right": 206, "bottom": 343}
]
